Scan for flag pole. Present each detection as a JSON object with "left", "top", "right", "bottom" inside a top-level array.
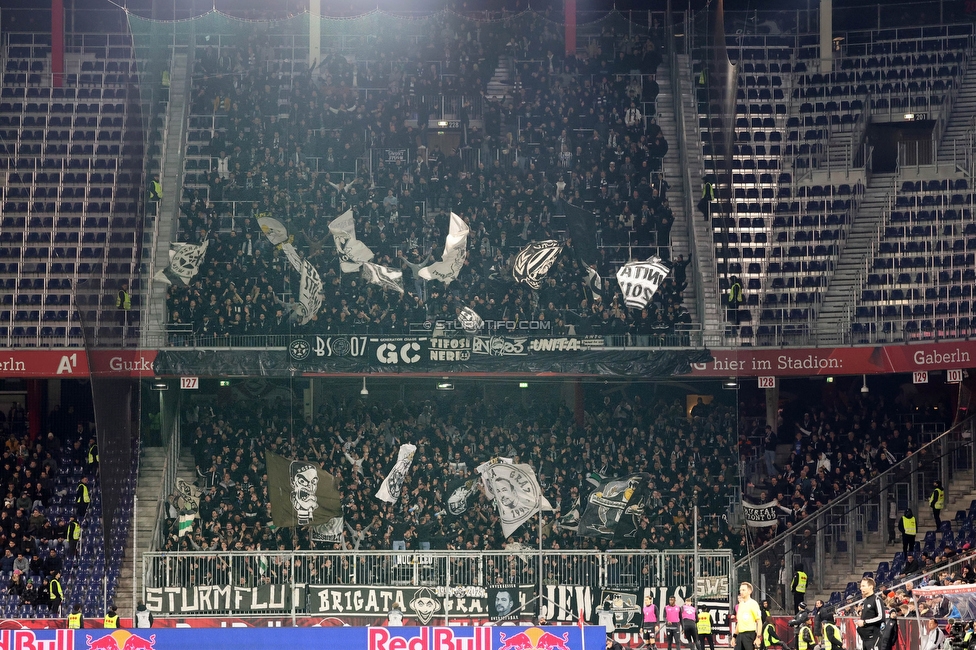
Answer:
[{"left": 693, "top": 504, "right": 700, "bottom": 601}]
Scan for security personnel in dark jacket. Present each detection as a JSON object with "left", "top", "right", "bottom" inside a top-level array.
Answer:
[
  {"left": 67, "top": 603, "right": 83, "bottom": 628},
  {"left": 75, "top": 476, "right": 90, "bottom": 519},
  {"left": 87, "top": 437, "right": 99, "bottom": 475},
  {"left": 49, "top": 571, "right": 63, "bottom": 615},
  {"left": 821, "top": 613, "right": 843, "bottom": 650},
  {"left": 66, "top": 516, "right": 81, "bottom": 556},
  {"left": 103, "top": 605, "right": 119, "bottom": 628}
]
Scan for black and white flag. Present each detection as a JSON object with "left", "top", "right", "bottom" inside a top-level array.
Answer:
[
  {"left": 457, "top": 306, "right": 484, "bottom": 333},
  {"left": 445, "top": 477, "right": 478, "bottom": 518},
  {"left": 153, "top": 241, "right": 209, "bottom": 286},
  {"left": 419, "top": 212, "right": 469, "bottom": 285},
  {"left": 742, "top": 500, "right": 780, "bottom": 528},
  {"left": 578, "top": 474, "right": 650, "bottom": 540},
  {"left": 615, "top": 256, "right": 672, "bottom": 309},
  {"left": 583, "top": 263, "right": 603, "bottom": 301},
  {"left": 557, "top": 497, "right": 582, "bottom": 532},
  {"left": 476, "top": 459, "right": 553, "bottom": 538},
  {"left": 513, "top": 240, "right": 563, "bottom": 289},
  {"left": 311, "top": 516, "right": 344, "bottom": 543},
  {"left": 361, "top": 262, "right": 405, "bottom": 294},
  {"left": 328, "top": 209, "right": 375, "bottom": 273},
  {"left": 376, "top": 443, "right": 417, "bottom": 503},
  {"left": 258, "top": 216, "right": 323, "bottom": 325}
]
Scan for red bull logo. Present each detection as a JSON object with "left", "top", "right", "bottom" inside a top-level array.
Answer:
[
  {"left": 0, "top": 630, "right": 74, "bottom": 650},
  {"left": 85, "top": 631, "right": 156, "bottom": 650},
  {"left": 368, "top": 627, "right": 492, "bottom": 650},
  {"left": 498, "top": 628, "right": 571, "bottom": 650}
]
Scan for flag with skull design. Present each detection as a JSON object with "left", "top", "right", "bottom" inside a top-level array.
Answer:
[{"left": 266, "top": 451, "right": 342, "bottom": 528}]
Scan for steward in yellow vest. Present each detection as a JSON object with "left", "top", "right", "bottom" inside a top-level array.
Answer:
[
  {"left": 67, "top": 603, "right": 83, "bottom": 629},
  {"left": 103, "top": 605, "right": 119, "bottom": 628},
  {"left": 697, "top": 611, "right": 714, "bottom": 650}
]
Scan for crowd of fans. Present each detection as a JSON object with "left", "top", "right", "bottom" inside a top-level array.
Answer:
[
  {"left": 165, "top": 12, "right": 691, "bottom": 342},
  {"left": 738, "top": 390, "right": 950, "bottom": 552},
  {"left": 165, "top": 385, "right": 740, "bottom": 565},
  {"left": 0, "top": 403, "right": 95, "bottom": 612}
]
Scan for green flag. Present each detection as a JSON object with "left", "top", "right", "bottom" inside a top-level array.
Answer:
[
  {"left": 265, "top": 451, "right": 342, "bottom": 528},
  {"left": 177, "top": 513, "right": 194, "bottom": 538}
]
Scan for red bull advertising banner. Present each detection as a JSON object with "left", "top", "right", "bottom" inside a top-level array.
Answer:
[{"left": 0, "top": 626, "right": 605, "bottom": 650}]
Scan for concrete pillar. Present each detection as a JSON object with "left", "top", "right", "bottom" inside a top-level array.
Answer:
[
  {"left": 309, "top": 0, "right": 321, "bottom": 72},
  {"left": 820, "top": 0, "right": 833, "bottom": 74},
  {"left": 766, "top": 381, "right": 779, "bottom": 433}
]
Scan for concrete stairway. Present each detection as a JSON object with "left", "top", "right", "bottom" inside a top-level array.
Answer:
[
  {"left": 675, "top": 53, "right": 723, "bottom": 341},
  {"left": 937, "top": 61, "right": 976, "bottom": 172},
  {"left": 116, "top": 447, "right": 197, "bottom": 616},
  {"left": 811, "top": 474, "right": 976, "bottom": 605},
  {"left": 814, "top": 172, "right": 897, "bottom": 339},
  {"left": 144, "top": 52, "right": 190, "bottom": 347},
  {"left": 656, "top": 57, "right": 697, "bottom": 325},
  {"left": 486, "top": 56, "right": 512, "bottom": 101}
]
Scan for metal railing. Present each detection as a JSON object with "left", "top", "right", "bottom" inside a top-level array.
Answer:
[
  {"left": 141, "top": 548, "right": 733, "bottom": 616},
  {"left": 737, "top": 416, "right": 975, "bottom": 607}
]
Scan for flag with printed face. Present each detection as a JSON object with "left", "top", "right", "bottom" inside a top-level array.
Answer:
[
  {"left": 153, "top": 241, "right": 209, "bottom": 286},
  {"left": 329, "top": 209, "right": 375, "bottom": 273},
  {"left": 513, "top": 240, "right": 563, "bottom": 289},
  {"left": 266, "top": 452, "right": 342, "bottom": 528},
  {"left": 362, "top": 262, "right": 405, "bottom": 294},
  {"left": 419, "top": 212, "right": 469, "bottom": 285},
  {"left": 376, "top": 444, "right": 418, "bottom": 503},
  {"left": 477, "top": 459, "right": 553, "bottom": 537},
  {"left": 578, "top": 474, "right": 650, "bottom": 540},
  {"left": 615, "top": 257, "right": 672, "bottom": 310}
]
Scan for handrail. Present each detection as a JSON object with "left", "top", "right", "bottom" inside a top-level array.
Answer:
[
  {"left": 836, "top": 548, "right": 976, "bottom": 615},
  {"left": 736, "top": 414, "right": 976, "bottom": 569}
]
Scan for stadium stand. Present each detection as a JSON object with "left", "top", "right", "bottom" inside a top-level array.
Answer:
[
  {"left": 0, "top": 32, "right": 144, "bottom": 348},
  {"left": 161, "top": 14, "right": 692, "bottom": 343},
  {"left": 164, "top": 388, "right": 739, "bottom": 555}
]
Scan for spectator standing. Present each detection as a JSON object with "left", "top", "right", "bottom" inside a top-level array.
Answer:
[
  {"left": 387, "top": 602, "right": 404, "bottom": 626},
  {"left": 134, "top": 601, "right": 154, "bottom": 628}
]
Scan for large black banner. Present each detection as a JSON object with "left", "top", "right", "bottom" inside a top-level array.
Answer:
[
  {"left": 145, "top": 584, "right": 536, "bottom": 621},
  {"left": 153, "top": 337, "right": 710, "bottom": 378}
]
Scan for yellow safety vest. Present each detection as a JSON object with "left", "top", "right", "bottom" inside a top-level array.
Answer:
[
  {"left": 795, "top": 571, "right": 807, "bottom": 593},
  {"left": 77, "top": 483, "right": 90, "bottom": 504},
  {"left": 67, "top": 612, "right": 82, "bottom": 628},
  {"left": 88, "top": 444, "right": 99, "bottom": 464},
  {"left": 797, "top": 626, "right": 814, "bottom": 650},
  {"left": 763, "top": 623, "right": 781, "bottom": 647},
  {"left": 50, "top": 578, "right": 62, "bottom": 599},
  {"left": 104, "top": 614, "right": 119, "bottom": 628},
  {"left": 116, "top": 290, "right": 131, "bottom": 311},
  {"left": 932, "top": 488, "right": 945, "bottom": 510},
  {"left": 903, "top": 516, "right": 917, "bottom": 535},
  {"left": 68, "top": 521, "right": 81, "bottom": 541},
  {"left": 702, "top": 182, "right": 715, "bottom": 201},
  {"left": 823, "top": 623, "right": 841, "bottom": 650},
  {"left": 697, "top": 612, "right": 712, "bottom": 634}
]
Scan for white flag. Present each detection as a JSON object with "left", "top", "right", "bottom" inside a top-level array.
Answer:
[
  {"left": 257, "top": 216, "right": 290, "bottom": 245},
  {"left": 376, "top": 443, "right": 418, "bottom": 503},
  {"left": 361, "top": 262, "right": 404, "bottom": 294},
  {"left": 615, "top": 256, "right": 672, "bottom": 310},
  {"left": 419, "top": 212, "right": 469, "bottom": 285},
  {"left": 153, "top": 241, "right": 209, "bottom": 286},
  {"left": 329, "top": 209, "right": 375, "bottom": 273},
  {"left": 476, "top": 459, "right": 553, "bottom": 538}
]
